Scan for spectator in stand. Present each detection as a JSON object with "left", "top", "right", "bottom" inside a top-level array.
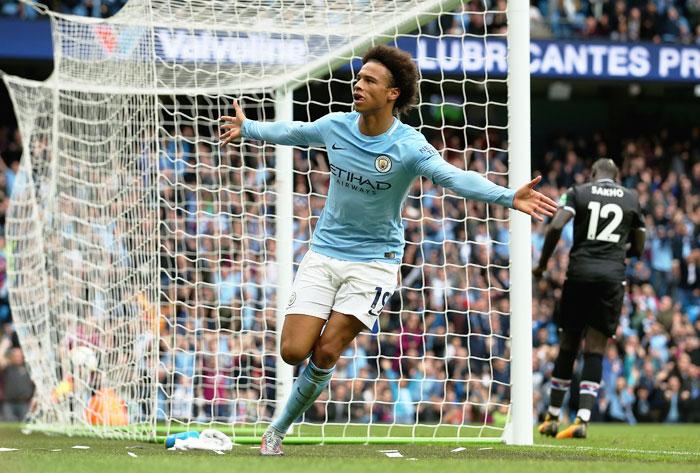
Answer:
[
  {"left": 1, "top": 0, "right": 38, "bottom": 19},
  {"left": 0, "top": 346, "right": 35, "bottom": 421},
  {"left": 660, "top": 6, "right": 690, "bottom": 42}
]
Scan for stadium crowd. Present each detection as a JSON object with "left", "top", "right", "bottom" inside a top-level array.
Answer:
[
  {"left": 2, "top": 0, "right": 700, "bottom": 44},
  {"left": 0, "top": 113, "right": 698, "bottom": 426},
  {"left": 1, "top": 0, "right": 127, "bottom": 19},
  {"left": 0, "top": 0, "right": 698, "bottom": 430},
  {"left": 528, "top": 0, "right": 700, "bottom": 43},
  {"left": 531, "top": 127, "right": 700, "bottom": 423}
]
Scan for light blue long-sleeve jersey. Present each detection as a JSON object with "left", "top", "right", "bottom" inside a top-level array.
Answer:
[{"left": 242, "top": 111, "right": 515, "bottom": 263}]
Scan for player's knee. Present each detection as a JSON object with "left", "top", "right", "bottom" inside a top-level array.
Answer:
[
  {"left": 312, "top": 340, "right": 341, "bottom": 368},
  {"left": 280, "top": 342, "right": 308, "bottom": 366},
  {"left": 559, "top": 330, "right": 582, "bottom": 352},
  {"left": 584, "top": 328, "right": 608, "bottom": 354}
]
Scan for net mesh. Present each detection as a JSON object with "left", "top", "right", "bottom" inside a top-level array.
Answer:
[
  {"left": 5, "top": 0, "right": 515, "bottom": 441},
  {"left": 5, "top": 76, "right": 160, "bottom": 437}
]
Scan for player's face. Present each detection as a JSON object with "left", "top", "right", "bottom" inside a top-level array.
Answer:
[{"left": 353, "top": 61, "right": 400, "bottom": 114}]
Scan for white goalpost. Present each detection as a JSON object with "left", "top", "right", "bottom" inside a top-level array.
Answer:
[
  {"left": 506, "top": 0, "right": 533, "bottom": 446},
  {"left": 3, "top": 0, "right": 531, "bottom": 445}
]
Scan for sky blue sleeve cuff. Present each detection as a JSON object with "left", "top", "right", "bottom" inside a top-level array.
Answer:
[
  {"left": 499, "top": 188, "right": 516, "bottom": 209},
  {"left": 241, "top": 119, "right": 255, "bottom": 139}
]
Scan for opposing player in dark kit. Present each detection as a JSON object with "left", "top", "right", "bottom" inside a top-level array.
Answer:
[{"left": 534, "top": 158, "right": 645, "bottom": 439}]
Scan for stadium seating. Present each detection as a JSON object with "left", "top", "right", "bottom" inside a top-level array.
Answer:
[
  {"left": 1, "top": 121, "right": 698, "bottom": 423},
  {"left": 2, "top": 1, "right": 700, "bottom": 44}
]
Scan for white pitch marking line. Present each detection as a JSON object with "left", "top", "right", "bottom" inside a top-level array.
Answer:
[
  {"left": 71, "top": 445, "right": 90, "bottom": 449},
  {"left": 532, "top": 444, "right": 700, "bottom": 457},
  {"left": 0, "top": 448, "right": 19, "bottom": 452},
  {"left": 451, "top": 447, "right": 467, "bottom": 452},
  {"left": 385, "top": 451, "right": 403, "bottom": 458},
  {"left": 127, "top": 452, "right": 138, "bottom": 458}
]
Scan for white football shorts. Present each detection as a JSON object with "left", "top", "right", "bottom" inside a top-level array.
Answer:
[{"left": 285, "top": 250, "right": 400, "bottom": 330}]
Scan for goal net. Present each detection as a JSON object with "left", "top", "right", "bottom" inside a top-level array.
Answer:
[{"left": 3, "top": 0, "right": 532, "bottom": 444}]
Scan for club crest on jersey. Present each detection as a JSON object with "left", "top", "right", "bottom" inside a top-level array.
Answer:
[{"left": 375, "top": 155, "right": 392, "bottom": 173}]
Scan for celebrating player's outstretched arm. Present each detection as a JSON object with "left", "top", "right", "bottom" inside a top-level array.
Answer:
[
  {"left": 217, "top": 45, "right": 555, "bottom": 456},
  {"left": 222, "top": 101, "right": 556, "bottom": 222},
  {"left": 219, "top": 100, "right": 246, "bottom": 146},
  {"left": 513, "top": 175, "right": 558, "bottom": 222}
]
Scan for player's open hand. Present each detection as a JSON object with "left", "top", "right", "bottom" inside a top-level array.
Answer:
[
  {"left": 513, "top": 175, "right": 558, "bottom": 222},
  {"left": 219, "top": 100, "right": 246, "bottom": 146}
]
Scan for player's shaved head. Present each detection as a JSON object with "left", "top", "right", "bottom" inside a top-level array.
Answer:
[
  {"left": 362, "top": 45, "right": 418, "bottom": 114},
  {"left": 591, "top": 158, "right": 618, "bottom": 180}
]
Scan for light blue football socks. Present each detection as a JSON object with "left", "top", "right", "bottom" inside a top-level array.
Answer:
[{"left": 270, "top": 360, "right": 335, "bottom": 435}]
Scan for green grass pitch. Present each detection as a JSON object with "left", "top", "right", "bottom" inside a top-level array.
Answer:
[{"left": 0, "top": 423, "right": 698, "bottom": 473}]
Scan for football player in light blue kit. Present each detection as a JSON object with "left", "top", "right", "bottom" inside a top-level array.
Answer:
[{"left": 220, "top": 45, "right": 557, "bottom": 455}]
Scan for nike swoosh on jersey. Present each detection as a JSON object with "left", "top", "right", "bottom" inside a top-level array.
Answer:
[{"left": 331, "top": 143, "right": 346, "bottom": 150}]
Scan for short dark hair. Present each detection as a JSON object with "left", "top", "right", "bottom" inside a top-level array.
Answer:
[
  {"left": 362, "top": 45, "right": 419, "bottom": 115},
  {"left": 591, "top": 158, "right": 619, "bottom": 179}
]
